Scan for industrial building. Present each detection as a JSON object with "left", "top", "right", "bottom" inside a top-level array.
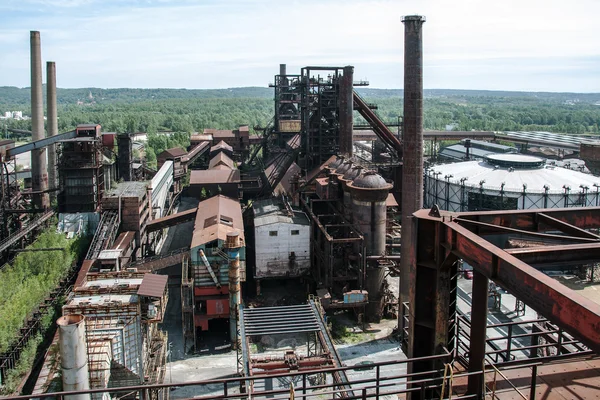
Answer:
[
  {"left": 251, "top": 197, "right": 310, "bottom": 284},
  {"left": 5, "top": 15, "right": 600, "bottom": 400},
  {"left": 425, "top": 153, "right": 600, "bottom": 212}
]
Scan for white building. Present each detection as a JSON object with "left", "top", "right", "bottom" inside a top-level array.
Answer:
[
  {"left": 425, "top": 154, "right": 600, "bottom": 212},
  {"left": 252, "top": 198, "right": 310, "bottom": 279}
]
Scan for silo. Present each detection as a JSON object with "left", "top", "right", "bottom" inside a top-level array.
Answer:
[
  {"left": 57, "top": 314, "right": 90, "bottom": 400},
  {"left": 348, "top": 171, "right": 393, "bottom": 320}
]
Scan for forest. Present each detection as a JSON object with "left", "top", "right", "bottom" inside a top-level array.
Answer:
[{"left": 2, "top": 87, "right": 600, "bottom": 140}]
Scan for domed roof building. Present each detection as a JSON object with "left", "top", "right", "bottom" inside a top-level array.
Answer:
[{"left": 425, "top": 154, "right": 600, "bottom": 212}]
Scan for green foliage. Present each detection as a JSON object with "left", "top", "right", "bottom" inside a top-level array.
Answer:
[
  {"left": 0, "top": 333, "right": 43, "bottom": 395},
  {"left": 0, "top": 230, "right": 75, "bottom": 353}
]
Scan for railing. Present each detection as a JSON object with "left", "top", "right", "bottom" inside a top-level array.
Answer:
[
  {"left": 455, "top": 312, "right": 592, "bottom": 369},
  {"left": 3, "top": 352, "right": 490, "bottom": 400}
]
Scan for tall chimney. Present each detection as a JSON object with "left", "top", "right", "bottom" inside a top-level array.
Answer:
[
  {"left": 225, "top": 231, "right": 242, "bottom": 347},
  {"left": 339, "top": 66, "right": 354, "bottom": 156},
  {"left": 57, "top": 314, "right": 91, "bottom": 400},
  {"left": 279, "top": 63, "right": 286, "bottom": 77},
  {"left": 30, "top": 31, "right": 49, "bottom": 209},
  {"left": 399, "top": 16, "right": 425, "bottom": 312},
  {"left": 47, "top": 61, "right": 58, "bottom": 203}
]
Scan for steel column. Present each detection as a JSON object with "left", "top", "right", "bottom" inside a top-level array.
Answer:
[{"left": 467, "top": 270, "right": 488, "bottom": 396}]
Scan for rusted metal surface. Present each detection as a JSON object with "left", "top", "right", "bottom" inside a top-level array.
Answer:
[
  {"left": 146, "top": 207, "right": 197, "bottom": 232},
  {"left": 468, "top": 270, "right": 489, "bottom": 396},
  {"left": 400, "top": 15, "right": 426, "bottom": 333},
  {"left": 46, "top": 61, "right": 58, "bottom": 203},
  {"left": 137, "top": 273, "right": 168, "bottom": 298},
  {"left": 338, "top": 66, "right": 353, "bottom": 156},
  {"left": 30, "top": 31, "right": 49, "bottom": 209},
  {"left": 411, "top": 206, "right": 600, "bottom": 385}
]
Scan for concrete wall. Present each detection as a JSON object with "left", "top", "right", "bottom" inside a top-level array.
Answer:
[{"left": 254, "top": 221, "right": 310, "bottom": 278}]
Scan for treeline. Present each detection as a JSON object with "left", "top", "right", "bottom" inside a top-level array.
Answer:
[{"left": 1, "top": 88, "right": 600, "bottom": 136}]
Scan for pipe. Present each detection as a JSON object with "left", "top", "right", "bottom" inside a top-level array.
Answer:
[
  {"left": 225, "top": 231, "right": 241, "bottom": 347},
  {"left": 339, "top": 66, "right": 354, "bottom": 156},
  {"left": 47, "top": 61, "right": 58, "bottom": 204},
  {"left": 30, "top": 31, "right": 49, "bottom": 209},
  {"left": 57, "top": 314, "right": 90, "bottom": 400},
  {"left": 399, "top": 15, "right": 425, "bottom": 312}
]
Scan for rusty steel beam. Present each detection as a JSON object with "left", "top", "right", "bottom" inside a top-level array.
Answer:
[
  {"left": 440, "top": 216, "right": 600, "bottom": 353},
  {"left": 505, "top": 242, "right": 600, "bottom": 266},
  {"left": 536, "top": 212, "right": 600, "bottom": 240},
  {"left": 454, "top": 217, "right": 599, "bottom": 243},
  {"left": 455, "top": 206, "right": 600, "bottom": 232},
  {"left": 146, "top": 208, "right": 197, "bottom": 233}
]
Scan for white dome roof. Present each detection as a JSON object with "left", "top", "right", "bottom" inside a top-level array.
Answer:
[{"left": 428, "top": 159, "right": 600, "bottom": 194}]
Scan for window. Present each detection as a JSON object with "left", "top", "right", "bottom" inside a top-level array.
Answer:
[
  {"left": 269, "top": 231, "right": 278, "bottom": 237},
  {"left": 291, "top": 230, "right": 300, "bottom": 236}
]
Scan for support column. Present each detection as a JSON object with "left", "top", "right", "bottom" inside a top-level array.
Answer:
[
  {"left": 226, "top": 231, "right": 242, "bottom": 347},
  {"left": 468, "top": 270, "right": 489, "bottom": 396},
  {"left": 47, "top": 61, "right": 58, "bottom": 204}
]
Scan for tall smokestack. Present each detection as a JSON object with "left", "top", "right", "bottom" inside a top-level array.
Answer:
[
  {"left": 47, "top": 61, "right": 58, "bottom": 203},
  {"left": 30, "top": 31, "right": 49, "bottom": 209},
  {"left": 279, "top": 63, "right": 286, "bottom": 77},
  {"left": 399, "top": 16, "right": 425, "bottom": 312},
  {"left": 339, "top": 66, "right": 354, "bottom": 156}
]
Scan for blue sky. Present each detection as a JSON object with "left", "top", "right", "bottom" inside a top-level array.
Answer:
[{"left": 1, "top": 0, "right": 599, "bottom": 92}]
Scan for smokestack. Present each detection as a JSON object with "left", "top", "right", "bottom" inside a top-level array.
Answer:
[
  {"left": 465, "top": 139, "right": 471, "bottom": 160},
  {"left": 57, "top": 314, "right": 91, "bottom": 400},
  {"left": 30, "top": 31, "right": 49, "bottom": 209},
  {"left": 225, "top": 231, "right": 242, "bottom": 347},
  {"left": 47, "top": 61, "right": 58, "bottom": 203},
  {"left": 399, "top": 16, "right": 425, "bottom": 310},
  {"left": 339, "top": 66, "right": 354, "bottom": 156},
  {"left": 279, "top": 63, "right": 286, "bottom": 77}
]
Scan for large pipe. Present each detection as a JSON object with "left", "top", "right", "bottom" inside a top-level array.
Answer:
[
  {"left": 30, "top": 31, "right": 49, "bottom": 209},
  {"left": 225, "top": 231, "right": 242, "bottom": 347},
  {"left": 47, "top": 61, "right": 58, "bottom": 203},
  {"left": 399, "top": 15, "right": 425, "bottom": 312},
  {"left": 339, "top": 66, "right": 354, "bottom": 156},
  {"left": 57, "top": 314, "right": 90, "bottom": 400}
]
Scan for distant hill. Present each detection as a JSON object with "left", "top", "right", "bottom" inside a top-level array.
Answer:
[{"left": 1, "top": 86, "right": 599, "bottom": 108}]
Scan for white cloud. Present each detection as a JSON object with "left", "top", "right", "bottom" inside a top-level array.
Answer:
[{"left": 0, "top": 0, "right": 599, "bottom": 91}]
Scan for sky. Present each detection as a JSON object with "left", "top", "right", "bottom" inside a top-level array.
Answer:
[{"left": 0, "top": 0, "right": 599, "bottom": 92}]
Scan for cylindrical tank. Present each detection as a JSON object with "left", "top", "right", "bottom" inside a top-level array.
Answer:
[
  {"left": 30, "top": 31, "right": 49, "bottom": 209},
  {"left": 225, "top": 231, "right": 241, "bottom": 347},
  {"left": 57, "top": 314, "right": 90, "bottom": 400},
  {"left": 348, "top": 171, "right": 393, "bottom": 320}
]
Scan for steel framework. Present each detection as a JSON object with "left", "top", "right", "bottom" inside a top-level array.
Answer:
[{"left": 408, "top": 205, "right": 600, "bottom": 397}]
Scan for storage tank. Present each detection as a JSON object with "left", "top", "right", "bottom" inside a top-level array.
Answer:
[
  {"left": 425, "top": 154, "right": 600, "bottom": 211},
  {"left": 348, "top": 171, "right": 393, "bottom": 321},
  {"left": 338, "top": 165, "right": 363, "bottom": 222}
]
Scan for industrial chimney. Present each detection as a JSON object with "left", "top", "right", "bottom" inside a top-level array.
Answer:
[
  {"left": 339, "top": 66, "right": 354, "bottom": 156},
  {"left": 57, "top": 314, "right": 91, "bottom": 400},
  {"left": 30, "top": 31, "right": 49, "bottom": 209},
  {"left": 47, "top": 61, "right": 58, "bottom": 203},
  {"left": 399, "top": 15, "right": 425, "bottom": 311}
]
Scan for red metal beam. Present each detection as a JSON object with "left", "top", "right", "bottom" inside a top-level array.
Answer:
[{"left": 442, "top": 217, "right": 600, "bottom": 353}]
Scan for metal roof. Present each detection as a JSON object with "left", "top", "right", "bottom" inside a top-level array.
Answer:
[
  {"left": 137, "top": 273, "right": 168, "bottom": 298},
  {"left": 242, "top": 304, "right": 320, "bottom": 336},
  {"left": 253, "top": 198, "right": 309, "bottom": 226},
  {"left": 189, "top": 169, "right": 240, "bottom": 185},
  {"left": 191, "top": 195, "right": 244, "bottom": 247},
  {"left": 428, "top": 159, "right": 600, "bottom": 194},
  {"left": 158, "top": 147, "right": 186, "bottom": 158},
  {"left": 209, "top": 152, "right": 235, "bottom": 170}
]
